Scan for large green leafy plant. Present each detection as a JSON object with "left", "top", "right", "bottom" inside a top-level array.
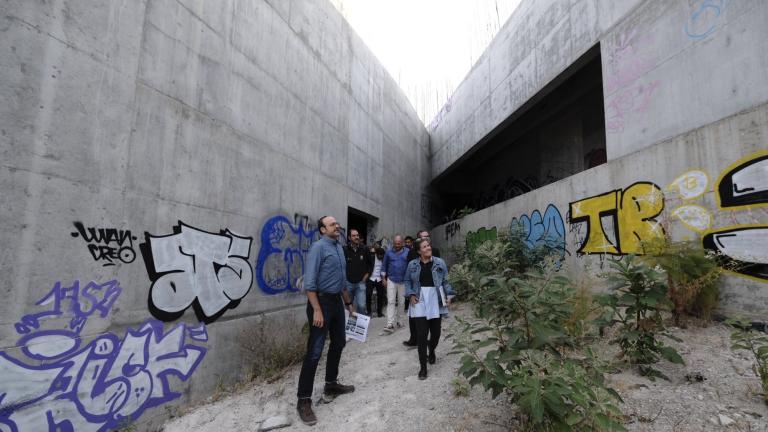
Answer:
[
  {"left": 597, "top": 256, "right": 684, "bottom": 380},
  {"left": 449, "top": 234, "right": 625, "bottom": 431}
]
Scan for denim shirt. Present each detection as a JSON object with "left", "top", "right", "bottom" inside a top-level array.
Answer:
[
  {"left": 303, "top": 236, "right": 346, "bottom": 294},
  {"left": 403, "top": 257, "right": 455, "bottom": 300},
  {"left": 381, "top": 247, "right": 409, "bottom": 283}
]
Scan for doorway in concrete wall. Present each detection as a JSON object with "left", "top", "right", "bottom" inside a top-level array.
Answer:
[
  {"left": 347, "top": 207, "right": 378, "bottom": 246},
  {"left": 433, "top": 44, "right": 606, "bottom": 222}
]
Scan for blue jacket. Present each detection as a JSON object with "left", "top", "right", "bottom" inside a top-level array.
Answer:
[
  {"left": 303, "top": 236, "right": 346, "bottom": 294},
  {"left": 403, "top": 257, "right": 455, "bottom": 302}
]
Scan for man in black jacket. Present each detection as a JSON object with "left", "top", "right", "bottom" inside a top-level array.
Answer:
[
  {"left": 344, "top": 229, "right": 372, "bottom": 314},
  {"left": 403, "top": 229, "right": 440, "bottom": 347}
]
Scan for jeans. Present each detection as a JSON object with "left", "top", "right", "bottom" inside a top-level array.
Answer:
[
  {"left": 414, "top": 317, "right": 442, "bottom": 367},
  {"left": 386, "top": 280, "right": 405, "bottom": 327},
  {"left": 297, "top": 295, "right": 347, "bottom": 399},
  {"left": 366, "top": 279, "right": 386, "bottom": 316},
  {"left": 346, "top": 280, "right": 366, "bottom": 314}
]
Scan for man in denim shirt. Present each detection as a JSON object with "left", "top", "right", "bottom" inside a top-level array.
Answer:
[
  {"left": 381, "top": 234, "right": 409, "bottom": 334},
  {"left": 296, "top": 216, "right": 356, "bottom": 425}
]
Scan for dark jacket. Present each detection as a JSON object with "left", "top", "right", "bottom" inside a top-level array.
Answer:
[{"left": 344, "top": 244, "right": 372, "bottom": 282}]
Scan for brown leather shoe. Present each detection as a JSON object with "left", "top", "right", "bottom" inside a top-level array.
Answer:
[
  {"left": 323, "top": 381, "right": 355, "bottom": 396},
  {"left": 297, "top": 398, "right": 317, "bottom": 425}
]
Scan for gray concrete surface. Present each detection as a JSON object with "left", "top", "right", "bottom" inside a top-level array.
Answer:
[
  {"left": 2, "top": 0, "right": 768, "bottom": 430},
  {"left": 431, "top": 101, "right": 768, "bottom": 320},
  {"left": 429, "top": 0, "right": 768, "bottom": 177},
  {"left": 0, "top": 1, "right": 428, "bottom": 430}
]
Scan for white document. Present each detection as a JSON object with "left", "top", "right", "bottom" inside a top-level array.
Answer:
[{"left": 344, "top": 311, "right": 370, "bottom": 342}]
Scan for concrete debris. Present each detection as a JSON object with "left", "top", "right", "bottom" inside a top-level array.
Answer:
[{"left": 259, "top": 415, "right": 291, "bottom": 431}]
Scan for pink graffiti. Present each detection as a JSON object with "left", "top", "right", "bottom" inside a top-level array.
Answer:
[
  {"left": 605, "top": 30, "right": 657, "bottom": 94},
  {"left": 605, "top": 81, "right": 661, "bottom": 133}
]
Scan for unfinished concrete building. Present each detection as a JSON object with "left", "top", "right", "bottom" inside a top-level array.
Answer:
[{"left": 0, "top": 0, "right": 766, "bottom": 430}]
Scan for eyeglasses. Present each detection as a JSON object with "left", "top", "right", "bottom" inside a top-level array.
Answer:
[{"left": 325, "top": 222, "right": 341, "bottom": 228}]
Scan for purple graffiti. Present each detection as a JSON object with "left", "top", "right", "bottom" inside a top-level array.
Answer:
[
  {"left": 0, "top": 281, "right": 207, "bottom": 432},
  {"left": 14, "top": 280, "right": 122, "bottom": 335}
]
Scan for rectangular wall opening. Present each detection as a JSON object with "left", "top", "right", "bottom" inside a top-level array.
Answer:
[
  {"left": 434, "top": 44, "right": 606, "bottom": 222},
  {"left": 347, "top": 207, "right": 378, "bottom": 246}
]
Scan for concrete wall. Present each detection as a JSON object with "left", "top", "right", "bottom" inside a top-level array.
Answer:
[
  {"left": 0, "top": 0, "right": 428, "bottom": 430},
  {"left": 434, "top": 101, "right": 768, "bottom": 317},
  {"left": 430, "top": 0, "right": 768, "bottom": 319},
  {"left": 429, "top": 0, "right": 768, "bottom": 177}
]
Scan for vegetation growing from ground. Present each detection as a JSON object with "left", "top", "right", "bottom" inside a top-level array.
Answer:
[
  {"left": 445, "top": 230, "right": 734, "bottom": 430},
  {"left": 448, "top": 231, "right": 625, "bottom": 431},
  {"left": 727, "top": 318, "right": 768, "bottom": 405},
  {"left": 640, "top": 239, "right": 725, "bottom": 325},
  {"left": 597, "top": 256, "right": 684, "bottom": 380}
]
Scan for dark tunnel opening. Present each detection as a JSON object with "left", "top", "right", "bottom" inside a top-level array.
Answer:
[{"left": 433, "top": 44, "right": 606, "bottom": 223}]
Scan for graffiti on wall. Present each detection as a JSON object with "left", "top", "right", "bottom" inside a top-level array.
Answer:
[
  {"left": 141, "top": 222, "right": 253, "bottom": 323},
  {"left": 605, "top": 28, "right": 657, "bottom": 94},
  {"left": 667, "top": 170, "right": 712, "bottom": 232},
  {"left": 444, "top": 220, "right": 461, "bottom": 241},
  {"left": 13, "top": 279, "right": 122, "bottom": 335},
  {"left": 465, "top": 227, "right": 497, "bottom": 252},
  {"left": 511, "top": 204, "right": 567, "bottom": 264},
  {"left": 605, "top": 80, "right": 661, "bottom": 133},
  {"left": 700, "top": 150, "right": 768, "bottom": 281},
  {"left": 685, "top": 0, "right": 729, "bottom": 40},
  {"left": 255, "top": 214, "right": 320, "bottom": 295},
  {"left": 70, "top": 222, "right": 138, "bottom": 266},
  {"left": 569, "top": 182, "right": 665, "bottom": 255},
  {"left": 0, "top": 280, "right": 207, "bottom": 431},
  {"left": 703, "top": 226, "right": 768, "bottom": 281},
  {"left": 716, "top": 151, "right": 768, "bottom": 209}
]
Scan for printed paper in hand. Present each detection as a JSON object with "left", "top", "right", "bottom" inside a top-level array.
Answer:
[{"left": 344, "top": 311, "right": 370, "bottom": 342}]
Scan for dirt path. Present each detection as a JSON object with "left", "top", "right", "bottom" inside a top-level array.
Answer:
[
  {"left": 164, "top": 304, "right": 768, "bottom": 432},
  {"left": 163, "top": 304, "right": 513, "bottom": 432}
]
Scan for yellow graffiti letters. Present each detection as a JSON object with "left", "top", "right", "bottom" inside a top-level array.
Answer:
[
  {"left": 569, "top": 190, "right": 620, "bottom": 254},
  {"left": 618, "top": 183, "right": 665, "bottom": 253},
  {"left": 569, "top": 182, "right": 665, "bottom": 255}
]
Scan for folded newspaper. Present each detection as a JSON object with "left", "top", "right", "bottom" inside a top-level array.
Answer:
[{"left": 344, "top": 311, "right": 370, "bottom": 342}]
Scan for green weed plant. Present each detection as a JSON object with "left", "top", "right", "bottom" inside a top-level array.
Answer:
[
  {"left": 727, "top": 318, "right": 768, "bottom": 405},
  {"left": 597, "top": 256, "right": 684, "bottom": 380}
]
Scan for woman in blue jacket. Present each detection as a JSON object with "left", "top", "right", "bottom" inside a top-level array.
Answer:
[{"left": 404, "top": 238, "right": 455, "bottom": 380}]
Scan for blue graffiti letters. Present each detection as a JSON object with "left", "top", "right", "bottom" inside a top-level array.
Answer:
[
  {"left": 255, "top": 215, "right": 320, "bottom": 294},
  {"left": 511, "top": 204, "right": 567, "bottom": 263}
]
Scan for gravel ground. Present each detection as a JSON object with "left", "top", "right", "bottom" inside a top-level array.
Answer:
[
  {"left": 163, "top": 305, "right": 768, "bottom": 431},
  {"left": 609, "top": 323, "right": 768, "bottom": 431}
]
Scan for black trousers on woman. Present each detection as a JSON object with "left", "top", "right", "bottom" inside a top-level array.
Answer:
[
  {"left": 414, "top": 317, "right": 441, "bottom": 366},
  {"left": 366, "top": 279, "right": 386, "bottom": 316}
]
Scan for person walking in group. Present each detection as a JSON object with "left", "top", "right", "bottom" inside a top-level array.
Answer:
[
  {"left": 296, "top": 216, "right": 356, "bottom": 426},
  {"left": 404, "top": 235, "right": 414, "bottom": 250},
  {"left": 366, "top": 246, "right": 386, "bottom": 317},
  {"left": 344, "top": 229, "right": 371, "bottom": 315},
  {"left": 403, "top": 230, "right": 441, "bottom": 348},
  {"left": 404, "top": 238, "right": 453, "bottom": 379},
  {"left": 380, "top": 235, "right": 409, "bottom": 334}
]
